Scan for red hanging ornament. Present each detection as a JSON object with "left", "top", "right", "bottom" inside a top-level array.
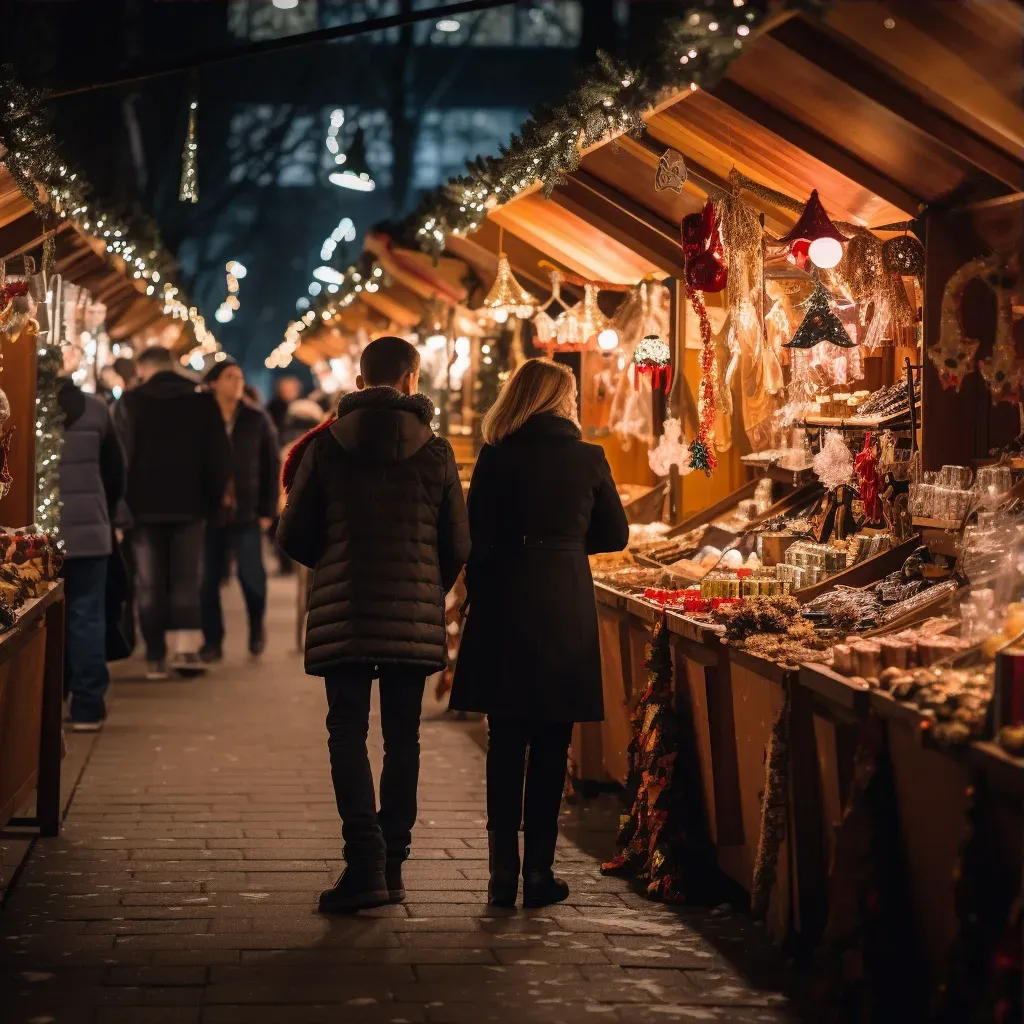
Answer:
[
  {"left": 854, "top": 432, "right": 881, "bottom": 525},
  {"left": 777, "top": 189, "right": 850, "bottom": 247},
  {"left": 632, "top": 334, "right": 672, "bottom": 393},
  {"left": 683, "top": 200, "right": 728, "bottom": 294}
]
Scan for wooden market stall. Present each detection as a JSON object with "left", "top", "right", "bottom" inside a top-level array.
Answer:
[
  {"left": 0, "top": 159, "right": 169, "bottom": 835},
  {"left": 435, "top": 4, "right": 1024, "bottom": 1014}
]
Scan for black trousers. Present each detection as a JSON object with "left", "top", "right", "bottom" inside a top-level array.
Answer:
[
  {"left": 324, "top": 668, "right": 427, "bottom": 864},
  {"left": 486, "top": 719, "right": 574, "bottom": 841},
  {"left": 133, "top": 521, "right": 205, "bottom": 661}
]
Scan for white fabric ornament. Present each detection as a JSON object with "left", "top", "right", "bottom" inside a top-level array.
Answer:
[
  {"left": 813, "top": 430, "right": 854, "bottom": 491},
  {"left": 648, "top": 417, "right": 693, "bottom": 477}
]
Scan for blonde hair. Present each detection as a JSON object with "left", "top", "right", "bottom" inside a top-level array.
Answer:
[{"left": 481, "top": 358, "right": 577, "bottom": 445}]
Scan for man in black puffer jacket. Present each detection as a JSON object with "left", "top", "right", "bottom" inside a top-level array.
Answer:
[{"left": 278, "top": 336, "right": 469, "bottom": 914}]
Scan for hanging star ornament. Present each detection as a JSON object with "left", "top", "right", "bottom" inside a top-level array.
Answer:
[{"left": 783, "top": 279, "right": 855, "bottom": 349}]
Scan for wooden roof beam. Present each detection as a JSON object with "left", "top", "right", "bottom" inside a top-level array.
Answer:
[
  {"left": 708, "top": 80, "right": 925, "bottom": 217},
  {"left": 771, "top": 18, "right": 1024, "bottom": 193},
  {"left": 551, "top": 174, "right": 687, "bottom": 279}
]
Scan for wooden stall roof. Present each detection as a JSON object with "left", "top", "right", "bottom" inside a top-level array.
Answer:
[
  {"left": 0, "top": 165, "right": 169, "bottom": 343},
  {"left": 486, "top": 0, "right": 1024, "bottom": 279}
]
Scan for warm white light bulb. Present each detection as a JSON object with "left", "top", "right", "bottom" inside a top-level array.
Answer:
[
  {"left": 272, "top": 0, "right": 299, "bottom": 8},
  {"left": 808, "top": 236, "right": 844, "bottom": 270},
  {"left": 597, "top": 328, "right": 619, "bottom": 351},
  {"left": 492, "top": 307, "right": 509, "bottom": 324}
]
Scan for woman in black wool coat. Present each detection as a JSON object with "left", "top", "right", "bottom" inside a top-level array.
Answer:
[{"left": 450, "top": 358, "right": 629, "bottom": 909}]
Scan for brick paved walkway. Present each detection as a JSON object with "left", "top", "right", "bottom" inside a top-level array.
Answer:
[{"left": 1, "top": 577, "right": 797, "bottom": 1023}]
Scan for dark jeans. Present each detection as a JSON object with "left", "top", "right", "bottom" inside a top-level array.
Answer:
[
  {"left": 61, "top": 555, "right": 109, "bottom": 723},
  {"left": 133, "top": 521, "right": 205, "bottom": 661},
  {"left": 200, "top": 521, "right": 267, "bottom": 647},
  {"left": 486, "top": 719, "right": 574, "bottom": 840},
  {"left": 324, "top": 668, "right": 427, "bottom": 864}
]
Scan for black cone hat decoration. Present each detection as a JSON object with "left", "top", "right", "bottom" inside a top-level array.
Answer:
[
  {"left": 777, "top": 189, "right": 850, "bottom": 246},
  {"left": 783, "top": 279, "right": 855, "bottom": 349}
]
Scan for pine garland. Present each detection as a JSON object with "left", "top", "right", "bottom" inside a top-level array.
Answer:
[
  {"left": 0, "top": 64, "right": 175, "bottom": 282},
  {"left": 34, "top": 309, "right": 65, "bottom": 537},
  {"left": 411, "top": 1, "right": 834, "bottom": 257}
]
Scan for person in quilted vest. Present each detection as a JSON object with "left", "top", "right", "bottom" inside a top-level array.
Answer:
[{"left": 278, "top": 336, "right": 469, "bottom": 913}]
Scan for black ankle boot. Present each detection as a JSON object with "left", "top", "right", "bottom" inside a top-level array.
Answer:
[
  {"left": 522, "top": 831, "right": 569, "bottom": 909},
  {"left": 385, "top": 859, "right": 405, "bottom": 904},
  {"left": 318, "top": 860, "right": 389, "bottom": 914},
  {"left": 487, "top": 831, "right": 520, "bottom": 908}
]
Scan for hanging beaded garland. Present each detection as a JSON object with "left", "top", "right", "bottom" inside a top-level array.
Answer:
[
  {"left": 632, "top": 334, "right": 672, "bottom": 392},
  {"left": 687, "top": 287, "right": 719, "bottom": 475},
  {"left": 882, "top": 232, "right": 925, "bottom": 279}
]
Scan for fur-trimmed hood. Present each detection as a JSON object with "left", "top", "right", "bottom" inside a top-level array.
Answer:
[{"left": 281, "top": 388, "right": 435, "bottom": 492}]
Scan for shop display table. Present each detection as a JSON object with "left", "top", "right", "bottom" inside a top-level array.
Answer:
[{"left": 0, "top": 581, "right": 65, "bottom": 836}]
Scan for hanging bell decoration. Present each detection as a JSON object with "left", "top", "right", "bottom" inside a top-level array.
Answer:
[
  {"left": 783, "top": 279, "right": 855, "bottom": 349},
  {"left": 482, "top": 253, "right": 536, "bottom": 324},
  {"left": 632, "top": 334, "right": 672, "bottom": 392},
  {"left": 882, "top": 232, "right": 925, "bottom": 279}
]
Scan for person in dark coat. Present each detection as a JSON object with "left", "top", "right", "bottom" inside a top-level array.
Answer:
[
  {"left": 449, "top": 358, "right": 629, "bottom": 909},
  {"left": 278, "top": 336, "right": 469, "bottom": 914},
  {"left": 56, "top": 376, "right": 127, "bottom": 729},
  {"left": 266, "top": 375, "right": 303, "bottom": 435},
  {"left": 199, "top": 358, "right": 280, "bottom": 661},
  {"left": 113, "top": 346, "right": 232, "bottom": 679}
]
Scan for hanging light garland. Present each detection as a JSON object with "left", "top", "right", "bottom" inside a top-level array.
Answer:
[
  {"left": 178, "top": 94, "right": 199, "bottom": 204},
  {"left": 411, "top": 1, "right": 834, "bottom": 257}
]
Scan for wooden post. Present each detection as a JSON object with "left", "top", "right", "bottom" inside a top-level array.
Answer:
[{"left": 36, "top": 586, "right": 65, "bottom": 837}]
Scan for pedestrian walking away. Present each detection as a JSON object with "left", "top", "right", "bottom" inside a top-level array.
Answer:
[
  {"left": 199, "top": 357, "right": 280, "bottom": 662},
  {"left": 55, "top": 368, "right": 127, "bottom": 730},
  {"left": 278, "top": 335, "right": 469, "bottom": 914},
  {"left": 113, "top": 345, "right": 232, "bottom": 680},
  {"left": 449, "top": 359, "right": 629, "bottom": 909}
]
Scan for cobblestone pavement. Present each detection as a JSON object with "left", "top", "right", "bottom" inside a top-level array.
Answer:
[{"left": 1, "top": 577, "right": 798, "bottom": 1023}]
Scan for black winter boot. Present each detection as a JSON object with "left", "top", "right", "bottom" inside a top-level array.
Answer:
[
  {"left": 385, "top": 859, "right": 406, "bottom": 904},
  {"left": 522, "top": 831, "right": 569, "bottom": 909},
  {"left": 318, "top": 860, "right": 389, "bottom": 914},
  {"left": 487, "top": 831, "right": 520, "bottom": 908}
]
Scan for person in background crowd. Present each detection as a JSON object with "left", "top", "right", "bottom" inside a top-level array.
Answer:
[
  {"left": 112, "top": 356, "right": 138, "bottom": 392},
  {"left": 199, "top": 358, "right": 280, "bottom": 662},
  {"left": 243, "top": 383, "right": 264, "bottom": 406},
  {"left": 266, "top": 375, "right": 303, "bottom": 435},
  {"left": 277, "top": 336, "right": 469, "bottom": 914},
  {"left": 449, "top": 359, "right": 629, "bottom": 909},
  {"left": 271, "top": 397, "right": 325, "bottom": 576},
  {"left": 56, "top": 366, "right": 127, "bottom": 730},
  {"left": 113, "top": 346, "right": 232, "bottom": 680}
]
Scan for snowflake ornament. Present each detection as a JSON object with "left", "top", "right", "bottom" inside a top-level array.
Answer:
[{"left": 812, "top": 430, "right": 854, "bottom": 491}]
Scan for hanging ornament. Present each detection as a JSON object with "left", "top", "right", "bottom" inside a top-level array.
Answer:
[
  {"left": 928, "top": 253, "right": 1003, "bottom": 391},
  {"left": 687, "top": 286, "right": 718, "bottom": 475},
  {"left": 777, "top": 189, "right": 849, "bottom": 270},
  {"left": 783, "top": 278, "right": 855, "bottom": 349},
  {"left": 482, "top": 253, "right": 536, "bottom": 324},
  {"left": 179, "top": 98, "right": 199, "bottom": 204},
  {"left": 854, "top": 433, "right": 881, "bottom": 525},
  {"left": 648, "top": 417, "right": 693, "bottom": 478},
  {"left": 813, "top": 430, "right": 855, "bottom": 491},
  {"left": 532, "top": 270, "right": 565, "bottom": 346},
  {"left": 655, "top": 149, "right": 687, "bottom": 194},
  {"left": 683, "top": 200, "right": 728, "bottom": 294},
  {"left": 976, "top": 262, "right": 1023, "bottom": 404},
  {"left": 632, "top": 334, "right": 672, "bottom": 392},
  {"left": 837, "top": 230, "right": 884, "bottom": 305},
  {"left": 882, "top": 232, "right": 925, "bottom": 279}
]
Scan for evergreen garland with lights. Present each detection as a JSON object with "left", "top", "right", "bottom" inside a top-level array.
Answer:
[
  {"left": 34, "top": 319, "right": 65, "bottom": 537},
  {"left": 411, "top": 0, "right": 833, "bottom": 257},
  {"left": 0, "top": 64, "right": 175, "bottom": 283}
]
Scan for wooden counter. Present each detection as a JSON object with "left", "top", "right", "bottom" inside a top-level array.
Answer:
[{"left": 0, "top": 581, "right": 65, "bottom": 835}]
